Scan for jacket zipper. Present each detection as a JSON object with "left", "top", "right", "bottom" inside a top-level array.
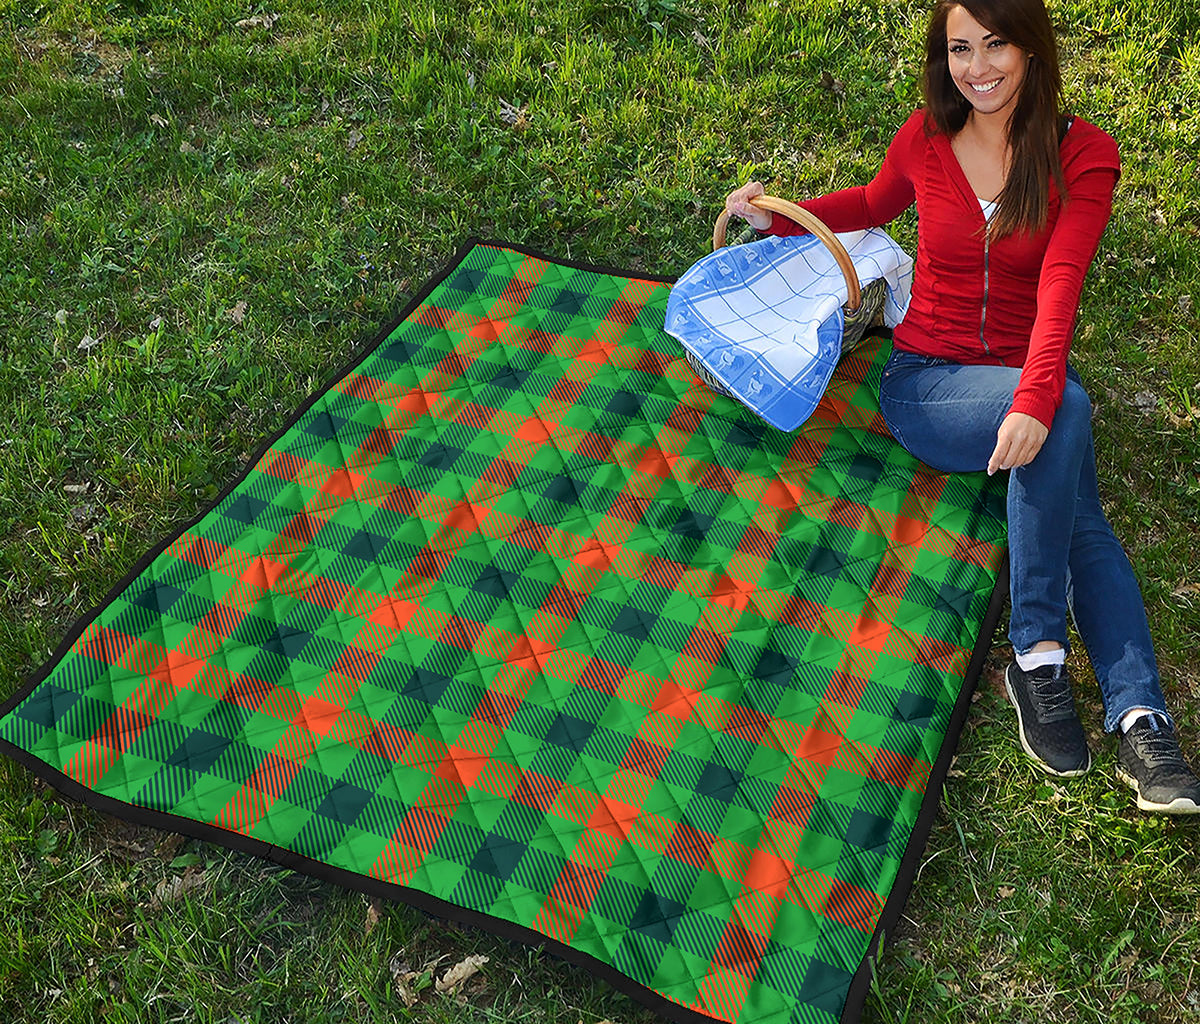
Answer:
[{"left": 979, "top": 227, "right": 991, "bottom": 356}]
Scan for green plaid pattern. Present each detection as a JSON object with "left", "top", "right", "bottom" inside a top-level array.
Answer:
[{"left": 1, "top": 243, "right": 1007, "bottom": 1024}]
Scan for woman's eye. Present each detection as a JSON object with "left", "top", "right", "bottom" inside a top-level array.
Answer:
[{"left": 949, "top": 40, "right": 1007, "bottom": 54}]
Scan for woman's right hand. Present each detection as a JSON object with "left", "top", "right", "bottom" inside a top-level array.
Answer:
[{"left": 725, "top": 181, "right": 772, "bottom": 232}]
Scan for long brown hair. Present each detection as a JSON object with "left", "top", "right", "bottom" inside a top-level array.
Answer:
[{"left": 922, "top": 0, "right": 1069, "bottom": 239}]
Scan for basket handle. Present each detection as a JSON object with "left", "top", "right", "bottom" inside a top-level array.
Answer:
[{"left": 713, "top": 195, "right": 862, "bottom": 312}]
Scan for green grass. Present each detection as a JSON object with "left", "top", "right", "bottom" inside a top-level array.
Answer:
[{"left": 2, "top": 0, "right": 1199, "bottom": 1021}]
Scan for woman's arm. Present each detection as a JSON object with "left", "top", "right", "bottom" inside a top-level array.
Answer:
[{"left": 1007, "top": 164, "right": 1119, "bottom": 428}]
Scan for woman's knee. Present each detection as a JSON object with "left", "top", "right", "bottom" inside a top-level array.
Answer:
[{"left": 1049, "top": 380, "right": 1092, "bottom": 443}]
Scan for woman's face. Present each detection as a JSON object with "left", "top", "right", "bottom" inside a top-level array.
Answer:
[{"left": 945, "top": 5, "right": 1030, "bottom": 121}]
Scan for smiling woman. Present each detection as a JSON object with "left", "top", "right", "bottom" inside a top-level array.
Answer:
[{"left": 725, "top": 0, "right": 1200, "bottom": 814}]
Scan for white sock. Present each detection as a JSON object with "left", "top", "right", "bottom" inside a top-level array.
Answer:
[
  {"left": 1120, "top": 709, "right": 1163, "bottom": 733},
  {"left": 1015, "top": 648, "right": 1066, "bottom": 672}
]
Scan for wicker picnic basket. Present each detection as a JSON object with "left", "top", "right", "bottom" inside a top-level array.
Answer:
[{"left": 684, "top": 195, "right": 887, "bottom": 398}]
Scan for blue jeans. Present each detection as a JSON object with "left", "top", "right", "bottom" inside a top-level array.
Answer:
[{"left": 878, "top": 349, "right": 1169, "bottom": 733}]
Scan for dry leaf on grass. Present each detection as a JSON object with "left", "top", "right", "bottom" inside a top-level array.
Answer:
[
  {"left": 392, "top": 974, "right": 420, "bottom": 1007},
  {"left": 818, "top": 71, "right": 845, "bottom": 95},
  {"left": 436, "top": 954, "right": 489, "bottom": 994},
  {"left": 389, "top": 952, "right": 454, "bottom": 1007},
  {"left": 365, "top": 896, "right": 383, "bottom": 935},
  {"left": 236, "top": 12, "right": 279, "bottom": 30},
  {"left": 388, "top": 956, "right": 422, "bottom": 1008},
  {"left": 227, "top": 301, "right": 248, "bottom": 324},
  {"left": 151, "top": 868, "right": 208, "bottom": 908},
  {"left": 1132, "top": 390, "right": 1157, "bottom": 413},
  {"left": 498, "top": 98, "right": 529, "bottom": 128}
]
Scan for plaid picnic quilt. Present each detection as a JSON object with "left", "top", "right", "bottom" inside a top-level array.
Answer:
[{"left": 0, "top": 241, "right": 1007, "bottom": 1024}]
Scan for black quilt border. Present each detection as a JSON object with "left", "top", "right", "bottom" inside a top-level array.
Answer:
[{"left": 0, "top": 237, "right": 1008, "bottom": 1024}]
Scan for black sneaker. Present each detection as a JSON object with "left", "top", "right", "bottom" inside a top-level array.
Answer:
[
  {"left": 1004, "top": 662, "right": 1092, "bottom": 777},
  {"left": 1116, "top": 715, "right": 1200, "bottom": 814}
]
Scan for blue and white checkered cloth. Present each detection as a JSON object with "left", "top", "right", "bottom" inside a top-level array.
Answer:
[{"left": 665, "top": 229, "right": 914, "bottom": 431}]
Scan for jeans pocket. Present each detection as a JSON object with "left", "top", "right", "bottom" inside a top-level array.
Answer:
[{"left": 883, "top": 350, "right": 939, "bottom": 383}]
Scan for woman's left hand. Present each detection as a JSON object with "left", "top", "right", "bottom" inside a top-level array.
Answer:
[{"left": 987, "top": 412, "right": 1049, "bottom": 475}]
